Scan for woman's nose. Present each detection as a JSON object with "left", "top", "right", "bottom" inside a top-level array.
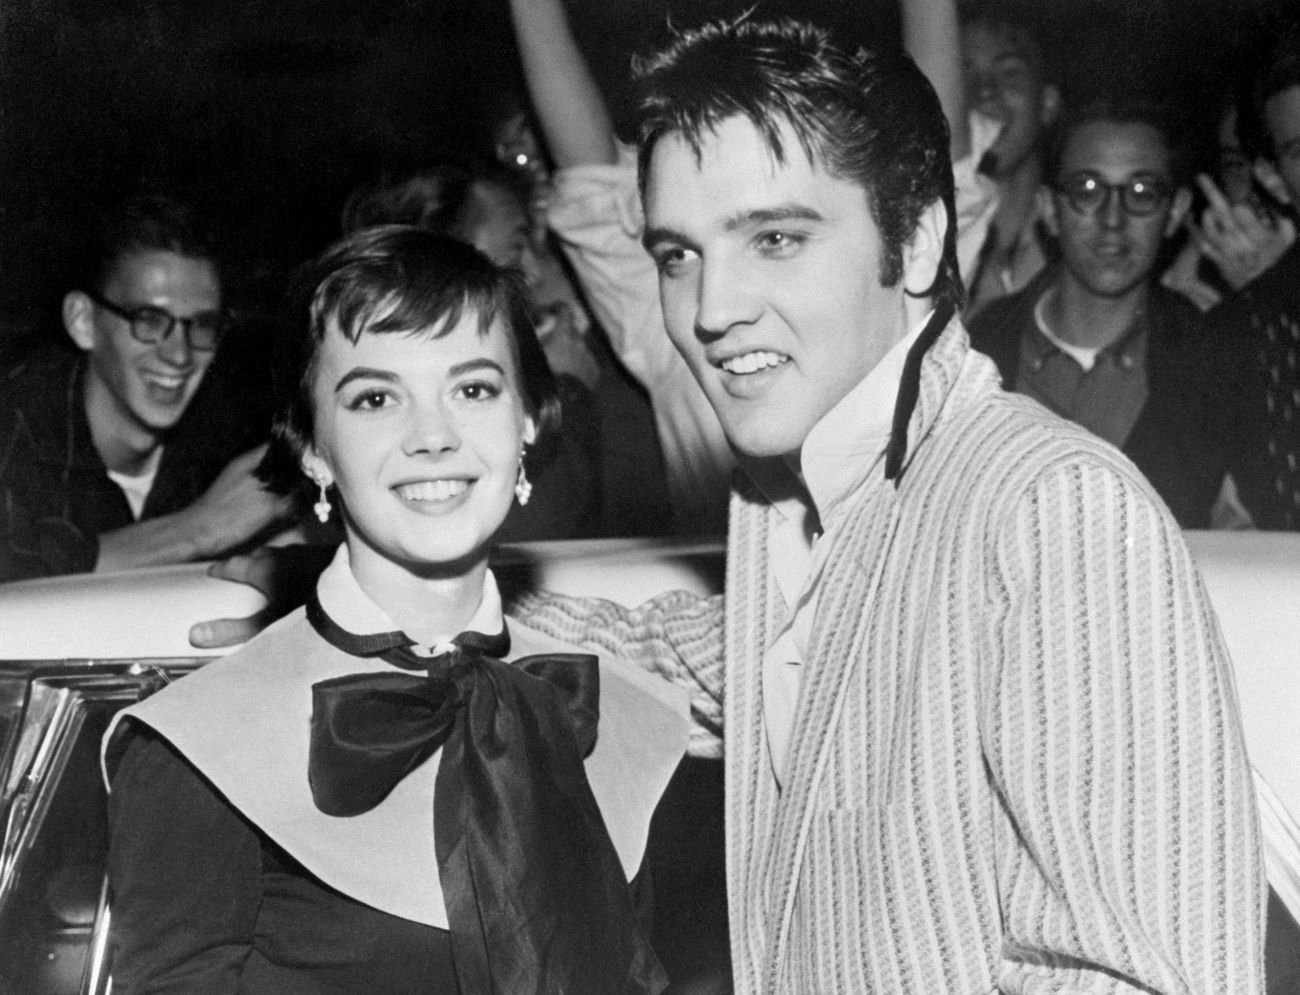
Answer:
[{"left": 403, "top": 399, "right": 460, "bottom": 455}]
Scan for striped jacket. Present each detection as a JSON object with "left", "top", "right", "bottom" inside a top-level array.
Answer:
[{"left": 515, "top": 320, "right": 1265, "bottom": 994}]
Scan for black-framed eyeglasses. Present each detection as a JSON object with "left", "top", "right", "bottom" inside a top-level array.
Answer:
[
  {"left": 1054, "top": 172, "right": 1173, "bottom": 218},
  {"left": 83, "top": 288, "right": 225, "bottom": 352}
]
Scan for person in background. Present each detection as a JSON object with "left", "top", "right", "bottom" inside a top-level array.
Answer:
[
  {"left": 1161, "top": 93, "right": 1297, "bottom": 313},
  {"left": 968, "top": 99, "right": 1244, "bottom": 529},
  {"left": 0, "top": 193, "right": 293, "bottom": 582},
  {"left": 105, "top": 226, "right": 687, "bottom": 993},
  {"left": 960, "top": 0, "right": 1062, "bottom": 315},
  {"left": 341, "top": 161, "right": 604, "bottom": 539},
  {"left": 511, "top": 15, "right": 1264, "bottom": 991},
  {"left": 1207, "top": 32, "right": 1300, "bottom": 531}
]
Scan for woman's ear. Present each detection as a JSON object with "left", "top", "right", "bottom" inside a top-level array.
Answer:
[
  {"left": 300, "top": 448, "right": 333, "bottom": 488},
  {"left": 902, "top": 199, "right": 947, "bottom": 298},
  {"left": 523, "top": 414, "right": 538, "bottom": 446}
]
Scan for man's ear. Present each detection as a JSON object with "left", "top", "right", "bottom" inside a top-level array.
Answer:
[
  {"left": 62, "top": 291, "right": 96, "bottom": 352},
  {"left": 1255, "top": 158, "right": 1292, "bottom": 205},
  {"left": 1037, "top": 185, "right": 1060, "bottom": 238},
  {"left": 902, "top": 199, "right": 947, "bottom": 298},
  {"left": 1039, "top": 83, "right": 1062, "bottom": 127},
  {"left": 1164, "top": 185, "right": 1194, "bottom": 238}
]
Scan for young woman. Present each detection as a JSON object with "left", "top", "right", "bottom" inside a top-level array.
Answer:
[{"left": 103, "top": 227, "right": 687, "bottom": 994}]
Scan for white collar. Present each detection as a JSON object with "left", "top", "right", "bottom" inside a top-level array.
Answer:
[
  {"left": 316, "top": 544, "right": 504, "bottom": 654},
  {"left": 758, "top": 309, "right": 932, "bottom": 528}
]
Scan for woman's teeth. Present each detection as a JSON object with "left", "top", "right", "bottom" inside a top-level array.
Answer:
[{"left": 395, "top": 480, "right": 469, "bottom": 502}]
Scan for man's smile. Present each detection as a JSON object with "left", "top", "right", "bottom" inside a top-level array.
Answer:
[{"left": 718, "top": 350, "right": 791, "bottom": 375}]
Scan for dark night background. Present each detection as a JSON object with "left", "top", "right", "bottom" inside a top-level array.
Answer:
[{"left": 0, "top": 0, "right": 1294, "bottom": 336}]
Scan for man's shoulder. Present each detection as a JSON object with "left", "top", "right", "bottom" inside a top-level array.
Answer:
[
  {"left": 965, "top": 276, "right": 1050, "bottom": 379},
  {"left": 0, "top": 339, "right": 79, "bottom": 407},
  {"left": 925, "top": 366, "right": 1162, "bottom": 515},
  {"left": 0, "top": 341, "right": 83, "bottom": 457}
]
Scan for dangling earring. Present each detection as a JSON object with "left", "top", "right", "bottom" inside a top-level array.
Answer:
[
  {"left": 313, "top": 479, "right": 332, "bottom": 524},
  {"left": 514, "top": 450, "right": 532, "bottom": 507}
]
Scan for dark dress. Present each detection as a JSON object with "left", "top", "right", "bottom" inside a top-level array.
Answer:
[{"left": 108, "top": 727, "right": 458, "bottom": 994}]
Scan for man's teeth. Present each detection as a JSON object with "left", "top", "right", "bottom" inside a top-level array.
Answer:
[
  {"left": 395, "top": 480, "right": 469, "bottom": 502},
  {"left": 721, "top": 351, "right": 788, "bottom": 375},
  {"left": 144, "top": 373, "right": 185, "bottom": 389}
]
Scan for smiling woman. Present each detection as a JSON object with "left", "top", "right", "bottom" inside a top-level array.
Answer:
[{"left": 99, "top": 226, "right": 688, "bottom": 994}]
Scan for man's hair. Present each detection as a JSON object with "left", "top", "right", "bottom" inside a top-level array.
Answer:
[
  {"left": 260, "top": 225, "right": 560, "bottom": 495},
  {"left": 961, "top": 0, "right": 1052, "bottom": 81},
  {"left": 1251, "top": 32, "right": 1300, "bottom": 159},
  {"left": 632, "top": 16, "right": 963, "bottom": 311},
  {"left": 1043, "top": 98, "right": 1190, "bottom": 188},
  {"left": 340, "top": 161, "right": 527, "bottom": 240},
  {"left": 76, "top": 194, "right": 219, "bottom": 294}
]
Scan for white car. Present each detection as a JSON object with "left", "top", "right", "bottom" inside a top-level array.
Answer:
[{"left": 0, "top": 535, "right": 1296, "bottom": 993}]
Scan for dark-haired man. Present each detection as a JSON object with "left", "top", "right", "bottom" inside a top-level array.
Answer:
[
  {"left": 514, "top": 16, "right": 1263, "bottom": 992},
  {"left": 968, "top": 101, "right": 1240, "bottom": 528},
  {"left": 0, "top": 195, "right": 292, "bottom": 581}
]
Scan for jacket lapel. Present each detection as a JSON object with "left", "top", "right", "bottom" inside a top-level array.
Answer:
[
  {"left": 759, "top": 478, "right": 903, "bottom": 989},
  {"left": 749, "top": 318, "right": 972, "bottom": 988}
]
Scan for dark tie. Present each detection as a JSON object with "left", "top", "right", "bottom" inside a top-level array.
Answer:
[{"left": 305, "top": 595, "right": 666, "bottom": 995}]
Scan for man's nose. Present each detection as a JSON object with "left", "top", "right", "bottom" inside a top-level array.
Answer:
[
  {"left": 694, "top": 255, "right": 761, "bottom": 341},
  {"left": 155, "top": 321, "right": 195, "bottom": 367},
  {"left": 967, "top": 71, "right": 998, "bottom": 108},
  {"left": 1098, "top": 187, "right": 1127, "bottom": 230}
]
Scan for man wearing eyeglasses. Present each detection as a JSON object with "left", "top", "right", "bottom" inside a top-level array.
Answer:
[
  {"left": 968, "top": 99, "right": 1239, "bottom": 528},
  {"left": 0, "top": 194, "right": 293, "bottom": 581}
]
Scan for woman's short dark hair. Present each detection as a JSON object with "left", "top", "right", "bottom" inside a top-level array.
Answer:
[
  {"left": 632, "top": 16, "right": 963, "bottom": 312},
  {"left": 260, "top": 225, "right": 560, "bottom": 496}
]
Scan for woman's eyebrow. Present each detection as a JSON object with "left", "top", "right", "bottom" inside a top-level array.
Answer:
[
  {"left": 447, "top": 358, "right": 505, "bottom": 378},
  {"left": 333, "top": 367, "right": 396, "bottom": 392}
]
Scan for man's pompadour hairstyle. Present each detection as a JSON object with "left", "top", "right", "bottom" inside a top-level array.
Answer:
[{"left": 632, "top": 15, "right": 964, "bottom": 311}]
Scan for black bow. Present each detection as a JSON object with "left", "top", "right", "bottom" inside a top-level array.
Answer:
[{"left": 305, "top": 595, "right": 666, "bottom": 995}]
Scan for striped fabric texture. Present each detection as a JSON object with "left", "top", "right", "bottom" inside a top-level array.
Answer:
[{"left": 513, "top": 320, "right": 1265, "bottom": 994}]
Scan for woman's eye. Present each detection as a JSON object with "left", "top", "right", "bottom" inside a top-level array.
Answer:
[
  {"left": 347, "top": 389, "right": 392, "bottom": 411},
  {"left": 456, "top": 380, "right": 501, "bottom": 402}
]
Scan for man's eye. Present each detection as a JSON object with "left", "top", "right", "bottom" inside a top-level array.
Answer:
[
  {"left": 755, "top": 231, "right": 805, "bottom": 256},
  {"left": 134, "top": 309, "right": 172, "bottom": 334},
  {"left": 651, "top": 246, "right": 696, "bottom": 275}
]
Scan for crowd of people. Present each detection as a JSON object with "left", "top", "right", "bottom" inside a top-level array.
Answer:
[{"left": 0, "top": 0, "right": 1298, "bottom": 991}]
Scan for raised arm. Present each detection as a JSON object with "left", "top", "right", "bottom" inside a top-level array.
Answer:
[
  {"left": 508, "top": 0, "right": 617, "bottom": 168},
  {"left": 900, "top": 0, "right": 970, "bottom": 161}
]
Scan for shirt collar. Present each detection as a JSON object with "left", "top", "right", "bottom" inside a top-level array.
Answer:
[
  {"left": 797, "top": 309, "right": 931, "bottom": 525},
  {"left": 1029, "top": 285, "right": 1149, "bottom": 374},
  {"left": 315, "top": 544, "right": 505, "bottom": 653}
]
